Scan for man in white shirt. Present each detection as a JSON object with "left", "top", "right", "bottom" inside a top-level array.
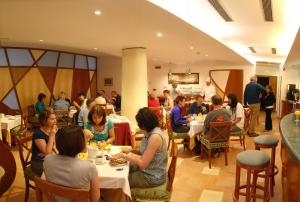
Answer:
[
  {"left": 170, "top": 82, "right": 182, "bottom": 100},
  {"left": 203, "top": 78, "right": 216, "bottom": 102}
]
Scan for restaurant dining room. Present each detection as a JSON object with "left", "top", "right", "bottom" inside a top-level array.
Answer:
[{"left": 1, "top": 0, "right": 300, "bottom": 202}]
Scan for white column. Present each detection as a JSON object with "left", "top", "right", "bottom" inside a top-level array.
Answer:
[{"left": 121, "top": 47, "right": 148, "bottom": 123}]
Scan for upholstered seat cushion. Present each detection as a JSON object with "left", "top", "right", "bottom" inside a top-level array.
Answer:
[
  {"left": 131, "top": 182, "right": 170, "bottom": 201},
  {"left": 24, "top": 165, "right": 36, "bottom": 180},
  {"left": 200, "top": 136, "right": 228, "bottom": 149},
  {"left": 172, "top": 132, "right": 189, "bottom": 140},
  {"left": 230, "top": 130, "right": 245, "bottom": 136},
  {"left": 237, "top": 150, "right": 270, "bottom": 167},
  {"left": 254, "top": 135, "right": 278, "bottom": 146}
]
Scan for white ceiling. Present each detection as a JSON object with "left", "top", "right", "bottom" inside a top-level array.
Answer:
[
  {"left": 0, "top": 0, "right": 251, "bottom": 66},
  {"left": 150, "top": 0, "right": 300, "bottom": 64},
  {"left": 1, "top": 0, "right": 299, "bottom": 67},
  {"left": 283, "top": 28, "right": 300, "bottom": 70}
]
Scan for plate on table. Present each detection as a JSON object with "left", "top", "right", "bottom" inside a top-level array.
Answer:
[
  {"left": 109, "top": 157, "right": 127, "bottom": 167},
  {"left": 119, "top": 146, "right": 132, "bottom": 153}
]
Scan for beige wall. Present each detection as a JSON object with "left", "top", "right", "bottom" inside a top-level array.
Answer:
[
  {"left": 97, "top": 55, "right": 122, "bottom": 98},
  {"left": 97, "top": 55, "right": 256, "bottom": 103},
  {"left": 147, "top": 62, "right": 255, "bottom": 98}
]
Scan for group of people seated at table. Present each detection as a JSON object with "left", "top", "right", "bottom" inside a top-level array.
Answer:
[
  {"left": 30, "top": 102, "right": 168, "bottom": 201},
  {"left": 168, "top": 91, "right": 244, "bottom": 154}
]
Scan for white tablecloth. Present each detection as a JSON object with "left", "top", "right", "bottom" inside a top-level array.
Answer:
[
  {"left": 0, "top": 115, "right": 22, "bottom": 146},
  {"left": 0, "top": 115, "right": 22, "bottom": 131},
  {"left": 188, "top": 120, "right": 204, "bottom": 138},
  {"left": 96, "top": 146, "right": 131, "bottom": 198}
]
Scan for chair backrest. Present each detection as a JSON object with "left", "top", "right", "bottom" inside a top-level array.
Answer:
[
  {"left": 165, "top": 114, "right": 173, "bottom": 138},
  {"left": 34, "top": 177, "right": 89, "bottom": 202},
  {"left": 243, "top": 108, "right": 251, "bottom": 130},
  {"left": 208, "top": 121, "right": 232, "bottom": 143},
  {"left": 0, "top": 140, "right": 17, "bottom": 196},
  {"left": 27, "top": 105, "right": 35, "bottom": 117},
  {"left": 15, "top": 135, "right": 33, "bottom": 170},
  {"left": 114, "top": 127, "right": 118, "bottom": 145},
  {"left": 167, "top": 142, "right": 178, "bottom": 192}
]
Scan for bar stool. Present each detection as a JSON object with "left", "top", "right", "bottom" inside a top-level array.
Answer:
[
  {"left": 254, "top": 135, "right": 279, "bottom": 196},
  {"left": 234, "top": 150, "right": 271, "bottom": 202}
]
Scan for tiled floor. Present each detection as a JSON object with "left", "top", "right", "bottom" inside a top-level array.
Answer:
[{"left": 0, "top": 112, "right": 283, "bottom": 202}]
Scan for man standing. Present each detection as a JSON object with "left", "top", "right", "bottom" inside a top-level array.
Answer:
[
  {"left": 170, "top": 82, "right": 182, "bottom": 100},
  {"left": 244, "top": 76, "right": 265, "bottom": 137},
  {"left": 163, "top": 90, "right": 173, "bottom": 112},
  {"left": 204, "top": 78, "right": 216, "bottom": 102}
]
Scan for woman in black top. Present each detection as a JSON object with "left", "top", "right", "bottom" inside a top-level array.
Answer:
[{"left": 263, "top": 85, "right": 276, "bottom": 131}]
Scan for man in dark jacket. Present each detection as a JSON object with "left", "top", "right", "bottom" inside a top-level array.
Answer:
[{"left": 244, "top": 76, "right": 265, "bottom": 136}]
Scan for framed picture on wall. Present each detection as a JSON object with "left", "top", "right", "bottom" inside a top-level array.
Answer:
[
  {"left": 168, "top": 73, "right": 199, "bottom": 84},
  {"left": 104, "top": 78, "right": 113, "bottom": 86}
]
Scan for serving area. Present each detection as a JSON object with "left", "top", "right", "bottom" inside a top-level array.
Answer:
[{"left": 280, "top": 114, "right": 300, "bottom": 202}]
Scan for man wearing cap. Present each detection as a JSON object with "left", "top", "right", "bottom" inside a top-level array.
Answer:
[{"left": 203, "top": 78, "right": 216, "bottom": 102}]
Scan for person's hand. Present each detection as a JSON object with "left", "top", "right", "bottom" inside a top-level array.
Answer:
[
  {"left": 83, "top": 129, "right": 93, "bottom": 141},
  {"left": 186, "top": 116, "right": 193, "bottom": 122},
  {"left": 49, "top": 125, "right": 58, "bottom": 137}
]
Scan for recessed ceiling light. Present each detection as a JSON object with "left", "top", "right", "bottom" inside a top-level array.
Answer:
[
  {"left": 156, "top": 32, "right": 163, "bottom": 37},
  {"left": 93, "top": 48, "right": 98, "bottom": 50},
  {"left": 39, "top": 39, "right": 44, "bottom": 42},
  {"left": 205, "top": 54, "right": 208, "bottom": 57},
  {"left": 94, "top": 10, "right": 101, "bottom": 15},
  {"left": 190, "top": 46, "right": 194, "bottom": 50}
]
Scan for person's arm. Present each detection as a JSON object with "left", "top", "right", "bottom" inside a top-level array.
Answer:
[
  {"left": 73, "top": 101, "right": 81, "bottom": 110},
  {"left": 35, "top": 126, "right": 57, "bottom": 155},
  {"left": 125, "top": 134, "right": 162, "bottom": 169},
  {"left": 173, "top": 108, "right": 187, "bottom": 125},
  {"left": 90, "top": 169, "right": 100, "bottom": 202},
  {"left": 83, "top": 127, "right": 94, "bottom": 142},
  {"left": 106, "top": 127, "right": 115, "bottom": 144}
]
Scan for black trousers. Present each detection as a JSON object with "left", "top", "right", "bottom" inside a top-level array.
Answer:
[{"left": 265, "top": 108, "right": 273, "bottom": 130}]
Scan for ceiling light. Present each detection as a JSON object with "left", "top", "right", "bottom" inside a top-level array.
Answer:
[
  {"left": 205, "top": 54, "right": 208, "bottom": 57},
  {"left": 156, "top": 33, "right": 163, "bottom": 37},
  {"left": 94, "top": 10, "right": 101, "bottom": 15},
  {"left": 39, "top": 39, "right": 44, "bottom": 42},
  {"left": 93, "top": 48, "right": 98, "bottom": 50},
  {"left": 190, "top": 46, "right": 194, "bottom": 50}
]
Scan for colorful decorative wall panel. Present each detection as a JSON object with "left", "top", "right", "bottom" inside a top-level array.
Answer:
[
  {"left": 210, "top": 69, "right": 244, "bottom": 101},
  {"left": 0, "top": 47, "right": 97, "bottom": 114}
]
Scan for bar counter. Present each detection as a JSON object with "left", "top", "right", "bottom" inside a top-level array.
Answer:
[{"left": 280, "top": 113, "right": 300, "bottom": 202}]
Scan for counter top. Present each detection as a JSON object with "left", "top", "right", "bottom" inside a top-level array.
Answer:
[{"left": 280, "top": 114, "right": 300, "bottom": 164}]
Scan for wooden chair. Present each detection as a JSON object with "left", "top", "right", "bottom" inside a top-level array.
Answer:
[
  {"left": 131, "top": 142, "right": 178, "bottom": 202},
  {"left": 27, "top": 105, "right": 35, "bottom": 117},
  {"left": 166, "top": 114, "right": 189, "bottom": 151},
  {"left": 34, "top": 177, "right": 89, "bottom": 202},
  {"left": 0, "top": 140, "right": 17, "bottom": 196},
  {"left": 15, "top": 135, "right": 37, "bottom": 202},
  {"left": 10, "top": 113, "right": 30, "bottom": 144},
  {"left": 149, "top": 106, "right": 163, "bottom": 128},
  {"left": 229, "top": 108, "right": 249, "bottom": 150},
  {"left": 200, "top": 121, "right": 232, "bottom": 168}
]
